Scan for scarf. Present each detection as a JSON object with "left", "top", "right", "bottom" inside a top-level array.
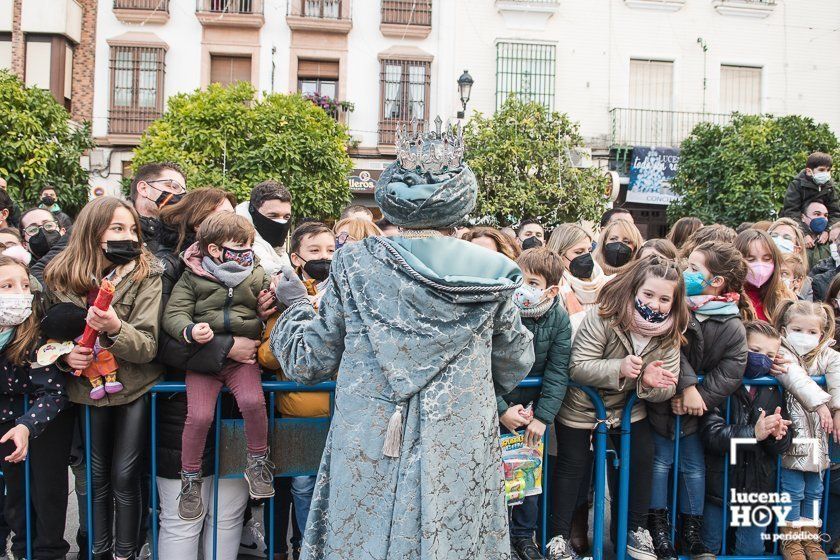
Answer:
[
  {"left": 562, "top": 263, "right": 611, "bottom": 308},
  {"left": 201, "top": 257, "right": 253, "bottom": 289},
  {"left": 686, "top": 292, "right": 741, "bottom": 317},
  {"left": 519, "top": 297, "right": 554, "bottom": 319},
  {"left": 0, "top": 328, "right": 14, "bottom": 352},
  {"left": 629, "top": 302, "right": 674, "bottom": 338}
]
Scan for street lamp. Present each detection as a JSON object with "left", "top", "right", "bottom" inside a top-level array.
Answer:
[{"left": 457, "top": 69, "right": 474, "bottom": 119}]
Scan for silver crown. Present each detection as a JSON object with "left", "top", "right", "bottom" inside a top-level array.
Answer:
[{"left": 395, "top": 116, "right": 464, "bottom": 176}]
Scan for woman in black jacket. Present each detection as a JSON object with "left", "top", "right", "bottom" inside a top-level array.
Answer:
[
  {"left": 700, "top": 320, "right": 792, "bottom": 554},
  {"left": 153, "top": 188, "right": 265, "bottom": 559},
  {"left": 646, "top": 241, "right": 750, "bottom": 560}
]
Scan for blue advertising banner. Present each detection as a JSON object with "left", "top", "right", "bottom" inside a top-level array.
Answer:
[{"left": 626, "top": 147, "right": 681, "bottom": 206}]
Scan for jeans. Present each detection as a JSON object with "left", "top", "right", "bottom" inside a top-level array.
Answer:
[
  {"left": 157, "top": 476, "right": 249, "bottom": 560},
  {"left": 182, "top": 362, "right": 268, "bottom": 473},
  {"left": 510, "top": 494, "right": 540, "bottom": 539},
  {"left": 291, "top": 476, "right": 316, "bottom": 535},
  {"left": 827, "top": 468, "right": 840, "bottom": 548},
  {"left": 780, "top": 468, "right": 823, "bottom": 522},
  {"left": 650, "top": 431, "right": 706, "bottom": 515},
  {"left": 702, "top": 502, "right": 765, "bottom": 555}
]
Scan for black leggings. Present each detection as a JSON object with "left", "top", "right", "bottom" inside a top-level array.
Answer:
[
  {"left": 551, "top": 417, "right": 654, "bottom": 538},
  {"left": 87, "top": 395, "right": 149, "bottom": 558}
]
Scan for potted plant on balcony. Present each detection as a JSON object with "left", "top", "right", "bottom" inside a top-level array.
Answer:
[{"left": 303, "top": 92, "right": 354, "bottom": 119}]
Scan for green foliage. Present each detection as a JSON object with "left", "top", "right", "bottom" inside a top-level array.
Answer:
[
  {"left": 0, "top": 70, "right": 93, "bottom": 216},
  {"left": 132, "top": 82, "right": 354, "bottom": 221},
  {"left": 668, "top": 114, "right": 840, "bottom": 227},
  {"left": 464, "top": 96, "right": 609, "bottom": 227}
]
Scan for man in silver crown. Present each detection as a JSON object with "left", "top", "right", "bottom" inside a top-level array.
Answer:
[{"left": 270, "top": 119, "right": 535, "bottom": 560}]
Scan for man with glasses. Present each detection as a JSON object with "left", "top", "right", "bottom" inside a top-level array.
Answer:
[
  {"left": 19, "top": 208, "right": 67, "bottom": 282},
  {"left": 129, "top": 162, "right": 187, "bottom": 253}
]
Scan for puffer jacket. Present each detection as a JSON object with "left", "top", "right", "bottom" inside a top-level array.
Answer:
[
  {"left": 497, "top": 298, "right": 572, "bottom": 425},
  {"left": 48, "top": 260, "right": 164, "bottom": 406},
  {"left": 775, "top": 345, "right": 839, "bottom": 473},
  {"left": 163, "top": 243, "right": 270, "bottom": 342},
  {"left": 648, "top": 312, "right": 747, "bottom": 439},
  {"left": 701, "top": 384, "right": 792, "bottom": 507},
  {"left": 809, "top": 256, "right": 839, "bottom": 301},
  {"left": 781, "top": 170, "right": 840, "bottom": 225},
  {"left": 558, "top": 308, "right": 679, "bottom": 430}
]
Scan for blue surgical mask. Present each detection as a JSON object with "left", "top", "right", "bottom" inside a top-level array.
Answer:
[
  {"left": 772, "top": 236, "right": 795, "bottom": 254},
  {"left": 813, "top": 171, "right": 831, "bottom": 185},
  {"left": 809, "top": 217, "right": 829, "bottom": 234},
  {"left": 744, "top": 351, "right": 773, "bottom": 379},
  {"left": 634, "top": 299, "right": 669, "bottom": 323},
  {"left": 683, "top": 270, "right": 711, "bottom": 297}
]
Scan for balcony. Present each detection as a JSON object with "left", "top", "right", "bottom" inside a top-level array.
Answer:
[
  {"left": 609, "top": 107, "right": 733, "bottom": 148},
  {"left": 113, "top": 0, "right": 170, "bottom": 25},
  {"left": 195, "top": 0, "right": 264, "bottom": 28},
  {"left": 623, "top": 0, "right": 686, "bottom": 11},
  {"left": 495, "top": 0, "right": 560, "bottom": 31},
  {"left": 712, "top": 0, "right": 776, "bottom": 18},
  {"left": 380, "top": 0, "right": 431, "bottom": 39},
  {"left": 286, "top": 0, "right": 352, "bottom": 34}
]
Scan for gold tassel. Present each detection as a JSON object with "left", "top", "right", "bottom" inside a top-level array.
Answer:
[{"left": 382, "top": 404, "right": 405, "bottom": 458}]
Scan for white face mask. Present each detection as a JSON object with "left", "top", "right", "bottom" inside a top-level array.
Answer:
[
  {"left": 813, "top": 171, "right": 831, "bottom": 185},
  {"left": 0, "top": 293, "right": 34, "bottom": 327},
  {"left": 786, "top": 330, "right": 821, "bottom": 356}
]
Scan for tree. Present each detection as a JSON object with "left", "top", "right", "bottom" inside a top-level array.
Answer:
[
  {"left": 463, "top": 96, "right": 610, "bottom": 227},
  {"left": 0, "top": 70, "right": 93, "bottom": 216},
  {"left": 668, "top": 114, "right": 840, "bottom": 227},
  {"left": 131, "top": 82, "right": 354, "bottom": 221}
]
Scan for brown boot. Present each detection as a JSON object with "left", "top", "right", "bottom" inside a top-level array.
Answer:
[
  {"left": 780, "top": 525, "right": 807, "bottom": 560},
  {"left": 800, "top": 522, "right": 828, "bottom": 560},
  {"left": 569, "top": 501, "right": 590, "bottom": 555}
]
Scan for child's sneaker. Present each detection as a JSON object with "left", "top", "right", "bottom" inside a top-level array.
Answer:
[
  {"left": 178, "top": 471, "right": 204, "bottom": 521},
  {"left": 545, "top": 535, "right": 579, "bottom": 560},
  {"left": 104, "top": 380, "right": 123, "bottom": 394},
  {"left": 627, "top": 528, "right": 658, "bottom": 560},
  {"left": 244, "top": 452, "right": 275, "bottom": 499},
  {"left": 512, "top": 536, "right": 545, "bottom": 560},
  {"left": 89, "top": 384, "right": 106, "bottom": 400}
]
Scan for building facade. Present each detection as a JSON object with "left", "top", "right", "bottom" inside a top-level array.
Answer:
[{"left": 18, "top": 0, "right": 840, "bottom": 228}]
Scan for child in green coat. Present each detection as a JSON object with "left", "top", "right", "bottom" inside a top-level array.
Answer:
[
  {"left": 500, "top": 247, "right": 572, "bottom": 560},
  {"left": 163, "top": 212, "right": 273, "bottom": 522}
]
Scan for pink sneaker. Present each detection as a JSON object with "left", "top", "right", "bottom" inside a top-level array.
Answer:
[
  {"left": 104, "top": 381, "right": 124, "bottom": 394},
  {"left": 90, "top": 385, "right": 106, "bottom": 400}
]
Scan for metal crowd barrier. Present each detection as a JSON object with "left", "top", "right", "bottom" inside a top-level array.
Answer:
[{"left": 15, "top": 374, "right": 840, "bottom": 560}]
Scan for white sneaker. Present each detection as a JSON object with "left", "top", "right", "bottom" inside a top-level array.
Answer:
[
  {"left": 238, "top": 518, "right": 266, "bottom": 557},
  {"left": 626, "top": 528, "right": 658, "bottom": 560},
  {"left": 545, "top": 535, "right": 579, "bottom": 560},
  {"left": 138, "top": 542, "right": 152, "bottom": 560}
]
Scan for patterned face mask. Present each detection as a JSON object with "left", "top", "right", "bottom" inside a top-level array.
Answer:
[
  {"left": 0, "top": 293, "right": 34, "bottom": 327},
  {"left": 634, "top": 299, "right": 669, "bottom": 323},
  {"left": 221, "top": 246, "right": 254, "bottom": 268}
]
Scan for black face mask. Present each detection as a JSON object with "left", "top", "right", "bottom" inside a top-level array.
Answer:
[
  {"left": 41, "top": 196, "right": 56, "bottom": 207},
  {"left": 603, "top": 242, "right": 633, "bottom": 268},
  {"left": 28, "top": 228, "right": 61, "bottom": 259},
  {"left": 249, "top": 204, "right": 290, "bottom": 248},
  {"left": 301, "top": 258, "right": 331, "bottom": 282},
  {"left": 103, "top": 240, "right": 142, "bottom": 266},
  {"left": 521, "top": 237, "right": 543, "bottom": 250},
  {"left": 568, "top": 252, "right": 595, "bottom": 279}
]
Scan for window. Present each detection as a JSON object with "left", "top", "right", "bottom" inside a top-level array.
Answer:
[
  {"left": 629, "top": 59, "right": 673, "bottom": 110},
  {"left": 378, "top": 58, "right": 431, "bottom": 145},
  {"left": 210, "top": 55, "right": 252, "bottom": 86},
  {"left": 297, "top": 59, "right": 339, "bottom": 98},
  {"left": 108, "top": 45, "right": 165, "bottom": 135},
  {"left": 0, "top": 33, "right": 11, "bottom": 71},
  {"left": 381, "top": 0, "right": 432, "bottom": 26},
  {"left": 24, "top": 35, "right": 74, "bottom": 111},
  {"left": 203, "top": 0, "right": 256, "bottom": 13},
  {"left": 720, "top": 65, "right": 761, "bottom": 114},
  {"left": 496, "top": 42, "right": 556, "bottom": 110},
  {"left": 302, "top": 0, "right": 341, "bottom": 18},
  {"left": 114, "top": 0, "right": 170, "bottom": 9}
]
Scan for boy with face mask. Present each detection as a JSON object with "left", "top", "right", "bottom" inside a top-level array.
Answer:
[{"left": 782, "top": 152, "right": 838, "bottom": 249}]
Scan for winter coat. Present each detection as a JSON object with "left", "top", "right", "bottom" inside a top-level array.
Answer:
[
  {"left": 701, "top": 384, "right": 792, "bottom": 507},
  {"left": 235, "top": 201, "right": 291, "bottom": 276},
  {"left": 140, "top": 216, "right": 161, "bottom": 254},
  {"left": 154, "top": 229, "right": 234, "bottom": 374},
  {"left": 0, "top": 346, "right": 68, "bottom": 438},
  {"left": 781, "top": 170, "right": 840, "bottom": 225},
  {"left": 809, "top": 257, "right": 839, "bottom": 301},
  {"left": 48, "top": 260, "right": 164, "bottom": 406},
  {"left": 775, "top": 345, "right": 838, "bottom": 473},
  {"left": 648, "top": 312, "right": 747, "bottom": 439},
  {"left": 163, "top": 243, "right": 269, "bottom": 343},
  {"left": 808, "top": 243, "right": 832, "bottom": 271},
  {"left": 270, "top": 235, "right": 535, "bottom": 560},
  {"left": 557, "top": 308, "right": 679, "bottom": 430},
  {"left": 497, "top": 298, "right": 572, "bottom": 425}
]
